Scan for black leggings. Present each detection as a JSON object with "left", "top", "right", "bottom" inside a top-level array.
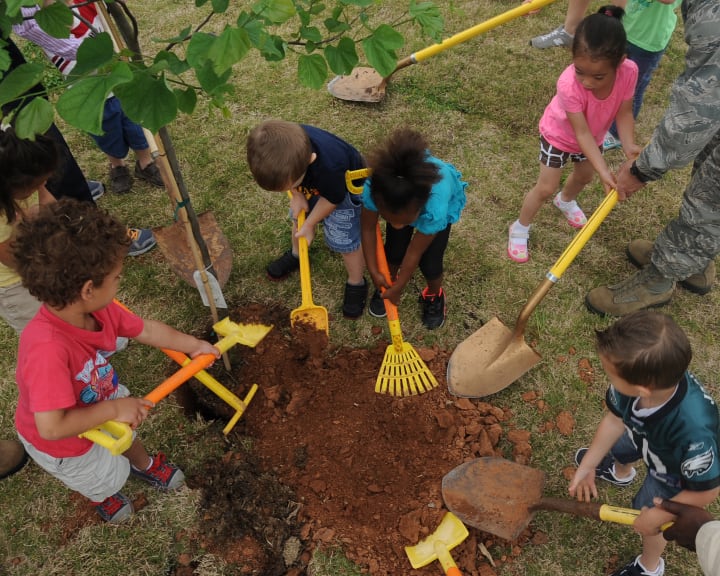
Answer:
[{"left": 384, "top": 224, "right": 451, "bottom": 282}]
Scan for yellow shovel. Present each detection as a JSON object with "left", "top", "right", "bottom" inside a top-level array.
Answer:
[
  {"left": 447, "top": 190, "right": 618, "bottom": 398},
  {"left": 290, "top": 210, "right": 329, "bottom": 335},
  {"left": 405, "top": 512, "right": 468, "bottom": 574}
]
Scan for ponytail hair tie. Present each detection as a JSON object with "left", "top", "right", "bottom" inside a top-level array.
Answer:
[{"left": 604, "top": 8, "right": 614, "bottom": 16}]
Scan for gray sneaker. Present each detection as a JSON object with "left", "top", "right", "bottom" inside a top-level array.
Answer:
[
  {"left": 127, "top": 228, "right": 157, "bottom": 257},
  {"left": 530, "top": 25, "right": 574, "bottom": 49},
  {"left": 88, "top": 180, "right": 105, "bottom": 201}
]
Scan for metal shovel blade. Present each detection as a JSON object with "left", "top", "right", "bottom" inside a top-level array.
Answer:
[
  {"left": 447, "top": 317, "right": 541, "bottom": 398},
  {"left": 327, "top": 68, "right": 385, "bottom": 103},
  {"left": 442, "top": 458, "right": 546, "bottom": 541}
]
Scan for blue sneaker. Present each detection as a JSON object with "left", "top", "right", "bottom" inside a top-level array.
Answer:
[
  {"left": 93, "top": 491, "right": 134, "bottom": 523},
  {"left": 127, "top": 228, "right": 156, "bottom": 257},
  {"left": 574, "top": 448, "right": 636, "bottom": 486},
  {"left": 88, "top": 180, "right": 105, "bottom": 201},
  {"left": 603, "top": 133, "right": 622, "bottom": 152}
]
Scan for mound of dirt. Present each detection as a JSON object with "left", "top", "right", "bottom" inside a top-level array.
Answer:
[{"left": 182, "top": 304, "right": 536, "bottom": 575}]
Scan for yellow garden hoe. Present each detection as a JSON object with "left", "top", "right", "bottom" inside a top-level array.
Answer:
[
  {"left": 405, "top": 512, "right": 468, "bottom": 575},
  {"left": 446, "top": 190, "right": 619, "bottom": 398},
  {"left": 80, "top": 315, "right": 272, "bottom": 455},
  {"left": 327, "top": 0, "right": 558, "bottom": 103}
]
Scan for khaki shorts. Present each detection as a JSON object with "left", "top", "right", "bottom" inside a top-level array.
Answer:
[{"left": 0, "top": 281, "right": 41, "bottom": 334}]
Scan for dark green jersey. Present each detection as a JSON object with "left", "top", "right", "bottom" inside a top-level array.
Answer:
[{"left": 606, "top": 372, "right": 720, "bottom": 491}]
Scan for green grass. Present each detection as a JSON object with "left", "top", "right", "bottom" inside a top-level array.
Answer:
[{"left": 3, "top": 1, "right": 719, "bottom": 575}]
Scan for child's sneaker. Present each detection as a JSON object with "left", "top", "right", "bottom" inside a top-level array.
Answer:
[
  {"left": 93, "top": 491, "right": 134, "bottom": 523},
  {"left": 131, "top": 452, "right": 185, "bottom": 490},
  {"left": 127, "top": 228, "right": 157, "bottom": 257},
  {"left": 368, "top": 289, "right": 387, "bottom": 318},
  {"left": 603, "top": 132, "right": 622, "bottom": 152},
  {"left": 109, "top": 164, "right": 133, "bottom": 194},
  {"left": 134, "top": 160, "right": 164, "bottom": 187},
  {"left": 420, "top": 288, "right": 446, "bottom": 330},
  {"left": 343, "top": 279, "right": 368, "bottom": 319},
  {"left": 266, "top": 250, "right": 299, "bottom": 280},
  {"left": 88, "top": 180, "right": 105, "bottom": 201},
  {"left": 610, "top": 556, "right": 665, "bottom": 576},
  {"left": 553, "top": 192, "right": 587, "bottom": 228},
  {"left": 507, "top": 222, "right": 530, "bottom": 263},
  {"left": 530, "top": 26, "right": 574, "bottom": 49},
  {"left": 574, "top": 448, "right": 636, "bottom": 487}
]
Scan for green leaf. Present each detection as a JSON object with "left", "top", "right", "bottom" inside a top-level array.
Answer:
[
  {"left": 207, "top": 26, "right": 251, "bottom": 75},
  {"left": 298, "top": 8, "right": 310, "bottom": 26},
  {"left": 114, "top": 72, "right": 177, "bottom": 133},
  {"left": 299, "top": 26, "right": 322, "bottom": 43},
  {"left": 153, "top": 26, "right": 192, "bottom": 44},
  {"left": 195, "top": 0, "right": 209, "bottom": 6},
  {"left": 0, "top": 63, "right": 44, "bottom": 109},
  {"left": 309, "top": 3, "right": 326, "bottom": 15},
  {"left": 0, "top": 40, "right": 11, "bottom": 75},
  {"left": 70, "top": 33, "right": 115, "bottom": 77},
  {"left": 362, "top": 25, "right": 403, "bottom": 77},
  {"left": 13, "top": 97, "right": 54, "bottom": 138},
  {"left": 410, "top": 0, "right": 443, "bottom": 42},
  {"left": 211, "top": 0, "right": 229, "bottom": 12},
  {"left": 324, "top": 18, "right": 350, "bottom": 34},
  {"left": 297, "top": 53, "right": 327, "bottom": 89},
  {"left": 195, "top": 59, "right": 232, "bottom": 94},
  {"left": 258, "top": 35, "right": 286, "bottom": 61},
  {"left": 174, "top": 87, "right": 197, "bottom": 115},
  {"left": 56, "top": 63, "right": 133, "bottom": 134},
  {"left": 154, "top": 51, "right": 190, "bottom": 76},
  {"left": 324, "top": 37, "right": 358, "bottom": 75},
  {"left": 186, "top": 32, "right": 216, "bottom": 69},
  {"left": 339, "top": 0, "right": 373, "bottom": 6},
  {"left": 251, "top": 0, "right": 296, "bottom": 23},
  {"left": 34, "top": 2, "right": 74, "bottom": 39}
]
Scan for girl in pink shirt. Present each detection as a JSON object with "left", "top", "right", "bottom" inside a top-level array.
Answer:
[{"left": 508, "top": 5, "right": 641, "bottom": 263}]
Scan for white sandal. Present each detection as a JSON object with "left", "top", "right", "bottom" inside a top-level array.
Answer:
[{"left": 507, "top": 225, "right": 529, "bottom": 263}]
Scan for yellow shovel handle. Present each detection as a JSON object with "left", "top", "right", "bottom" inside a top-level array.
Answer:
[
  {"left": 599, "top": 504, "right": 674, "bottom": 531},
  {"left": 410, "top": 0, "right": 558, "bottom": 64},
  {"left": 296, "top": 210, "right": 315, "bottom": 307},
  {"left": 547, "top": 190, "right": 618, "bottom": 281},
  {"left": 79, "top": 420, "right": 133, "bottom": 456},
  {"left": 345, "top": 168, "right": 371, "bottom": 195}
]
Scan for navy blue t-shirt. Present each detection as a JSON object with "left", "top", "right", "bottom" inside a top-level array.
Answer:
[{"left": 299, "top": 125, "right": 364, "bottom": 205}]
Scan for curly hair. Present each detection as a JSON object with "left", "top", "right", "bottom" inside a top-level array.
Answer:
[
  {"left": 366, "top": 128, "right": 441, "bottom": 215},
  {"left": 595, "top": 311, "right": 692, "bottom": 390},
  {"left": 246, "top": 120, "right": 313, "bottom": 191},
  {"left": 0, "top": 127, "right": 59, "bottom": 223},
  {"left": 12, "top": 199, "right": 130, "bottom": 309}
]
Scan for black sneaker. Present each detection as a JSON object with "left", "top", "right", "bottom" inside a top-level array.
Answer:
[
  {"left": 109, "top": 164, "right": 132, "bottom": 194},
  {"left": 266, "top": 250, "right": 299, "bottom": 280},
  {"left": 343, "top": 279, "right": 368, "bottom": 319},
  {"left": 610, "top": 556, "right": 664, "bottom": 576},
  {"left": 368, "top": 289, "right": 387, "bottom": 318},
  {"left": 420, "top": 288, "right": 446, "bottom": 330},
  {"left": 134, "top": 160, "right": 164, "bottom": 187},
  {"left": 574, "top": 448, "right": 636, "bottom": 487}
]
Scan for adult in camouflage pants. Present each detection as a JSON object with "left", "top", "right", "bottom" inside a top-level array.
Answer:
[{"left": 585, "top": 0, "right": 720, "bottom": 316}]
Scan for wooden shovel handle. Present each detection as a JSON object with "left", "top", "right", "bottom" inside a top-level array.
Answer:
[{"left": 532, "top": 497, "right": 671, "bottom": 529}]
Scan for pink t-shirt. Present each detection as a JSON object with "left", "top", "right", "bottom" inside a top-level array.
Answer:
[
  {"left": 15, "top": 302, "right": 144, "bottom": 458},
  {"left": 539, "top": 59, "right": 638, "bottom": 154}
]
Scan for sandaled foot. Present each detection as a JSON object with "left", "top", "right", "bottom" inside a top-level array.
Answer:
[
  {"left": 507, "top": 223, "right": 529, "bottom": 263},
  {"left": 553, "top": 192, "right": 587, "bottom": 228}
]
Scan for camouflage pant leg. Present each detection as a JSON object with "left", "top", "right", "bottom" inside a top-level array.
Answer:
[{"left": 652, "top": 128, "right": 720, "bottom": 281}]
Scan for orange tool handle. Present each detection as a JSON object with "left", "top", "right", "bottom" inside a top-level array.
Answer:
[
  {"left": 374, "top": 223, "right": 399, "bottom": 322},
  {"left": 144, "top": 352, "right": 217, "bottom": 404}
]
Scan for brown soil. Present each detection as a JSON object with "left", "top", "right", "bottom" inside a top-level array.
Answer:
[{"left": 170, "top": 303, "right": 538, "bottom": 575}]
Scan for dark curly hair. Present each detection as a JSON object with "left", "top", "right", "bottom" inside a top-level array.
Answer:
[
  {"left": 366, "top": 128, "right": 441, "bottom": 215},
  {"left": 596, "top": 311, "right": 692, "bottom": 390},
  {"left": 12, "top": 198, "right": 130, "bottom": 309},
  {"left": 0, "top": 127, "right": 59, "bottom": 223}
]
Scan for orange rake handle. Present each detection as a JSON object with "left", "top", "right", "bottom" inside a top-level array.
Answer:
[{"left": 375, "top": 224, "right": 405, "bottom": 353}]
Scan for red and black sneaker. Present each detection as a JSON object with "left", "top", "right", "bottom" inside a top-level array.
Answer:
[
  {"left": 93, "top": 491, "right": 134, "bottom": 523},
  {"left": 131, "top": 452, "right": 185, "bottom": 490},
  {"left": 419, "top": 288, "right": 446, "bottom": 330}
]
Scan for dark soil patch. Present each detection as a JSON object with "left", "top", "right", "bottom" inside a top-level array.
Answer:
[{"left": 179, "top": 303, "right": 537, "bottom": 575}]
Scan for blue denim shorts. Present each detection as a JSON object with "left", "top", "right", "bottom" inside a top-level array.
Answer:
[
  {"left": 610, "top": 431, "right": 682, "bottom": 509},
  {"left": 91, "top": 96, "right": 149, "bottom": 159},
  {"left": 307, "top": 192, "right": 362, "bottom": 254}
]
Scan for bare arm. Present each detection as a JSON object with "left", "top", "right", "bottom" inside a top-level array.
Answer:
[
  {"left": 566, "top": 110, "right": 616, "bottom": 192},
  {"left": 634, "top": 487, "right": 720, "bottom": 536},
  {"left": 134, "top": 319, "right": 220, "bottom": 358}
]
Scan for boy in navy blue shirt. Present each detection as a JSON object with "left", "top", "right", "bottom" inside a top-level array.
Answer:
[
  {"left": 247, "top": 120, "right": 367, "bottom": 318},
  {"left": 570, "top": 311, "right": 719, "bottom": 576}
]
